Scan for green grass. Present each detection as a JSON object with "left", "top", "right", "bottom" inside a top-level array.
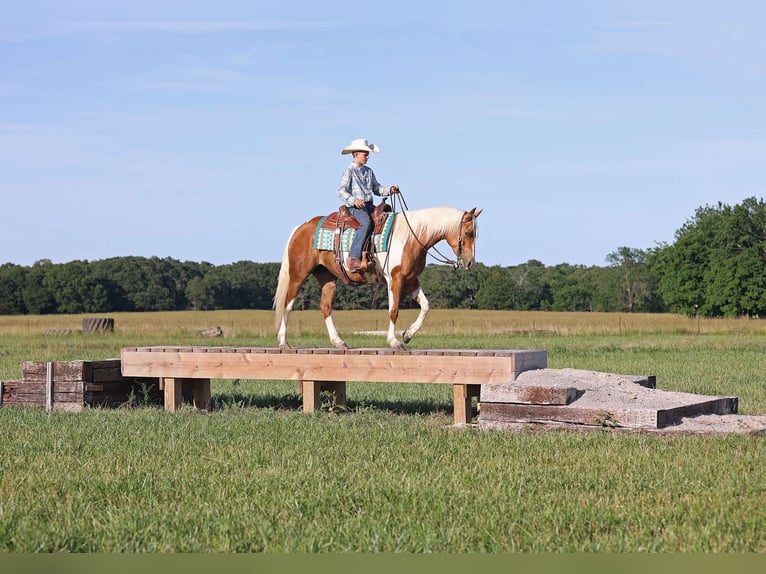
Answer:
[{"left": 0, "top": 310, "right": 764, "bottom": 552}]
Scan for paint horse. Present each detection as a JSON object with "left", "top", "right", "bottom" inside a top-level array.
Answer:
[{"left": 274, "top": 205, "right": 482, "bottom": 350}]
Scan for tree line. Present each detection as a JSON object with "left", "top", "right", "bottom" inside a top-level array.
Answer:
[{"left": 1, "top": 197, "right": 764, "bottom": 318}]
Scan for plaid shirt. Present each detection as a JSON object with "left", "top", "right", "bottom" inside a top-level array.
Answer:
[{"left": 337, "top": 162, "right": 394, "bottom": 207}]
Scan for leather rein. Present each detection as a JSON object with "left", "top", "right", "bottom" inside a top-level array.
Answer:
[{"left": 389, "top": 192, "right": 471, "bottom": 269}]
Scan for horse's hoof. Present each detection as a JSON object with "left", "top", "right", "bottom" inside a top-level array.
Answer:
[
  {"left": 334, "top": 342, "right": 349, "bottom": 350},
  {"left": 402, "top": 331, "right": 412, "bottom": 344},
  {"left": 279, "top": 343, "right": 292, "bottom": 350},
  {"left": 390, "top": 340, "right": 407, "bottom": 351}
]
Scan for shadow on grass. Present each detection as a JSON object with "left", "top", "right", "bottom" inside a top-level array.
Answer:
[{"left": 210, "top": 391, "right": 452, "bottom": 416}]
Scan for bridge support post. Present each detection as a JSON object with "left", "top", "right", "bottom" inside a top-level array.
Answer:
[
  {"left": 301, "top": 380, "right": 346, "bottom": 412},
  {"left": 453, "top": 384, "right": 481, "bottom": 425},
  {"left": 160, "top": 377, "right": 211, "bottom": 411}
]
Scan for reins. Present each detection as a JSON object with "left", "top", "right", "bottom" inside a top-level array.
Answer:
[{"left": 389, "top": 192, "right": 464, "bottom": 269}]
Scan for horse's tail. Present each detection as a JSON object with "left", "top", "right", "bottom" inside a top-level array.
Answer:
[{"left": 273, "top": 225, "right": 299, "bottom": 331}]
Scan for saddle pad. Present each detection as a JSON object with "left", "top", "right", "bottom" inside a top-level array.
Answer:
[{"left": 314, "top": 212, "right": 395, "bottom": 253}]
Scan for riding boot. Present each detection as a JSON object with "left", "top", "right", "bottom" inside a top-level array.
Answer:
[{"left": 346, "top": 257, "right": 364, "bottom": 272}]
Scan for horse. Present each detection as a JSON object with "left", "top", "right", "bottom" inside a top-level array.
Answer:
[{"left": 274, "top": 205, "right": 482, "bottom": 350}]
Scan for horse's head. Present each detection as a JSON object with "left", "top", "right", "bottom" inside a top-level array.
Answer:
[{"left": 452, "top": 208, "right": 482, "bottom": 269}]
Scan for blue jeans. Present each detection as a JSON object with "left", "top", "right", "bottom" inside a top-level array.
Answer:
[{"left": 348, "top": 202, "right": 373, "bottom": 259}]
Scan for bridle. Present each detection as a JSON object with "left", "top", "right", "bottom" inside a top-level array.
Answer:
[{"left": 389, "top": 193, "right": 474, "bottom": 269}]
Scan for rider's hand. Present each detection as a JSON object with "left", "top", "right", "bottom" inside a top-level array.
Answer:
[
  {"left": 353, "top": 198, "right": 366, "bottom": 208},
  {"left": 390, "top": 185, "right": 400, "bottom": 194}
]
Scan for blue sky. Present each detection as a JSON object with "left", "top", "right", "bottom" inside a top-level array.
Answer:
[{"left": 2, "top": 0, "right": 764, "bottom": 268}]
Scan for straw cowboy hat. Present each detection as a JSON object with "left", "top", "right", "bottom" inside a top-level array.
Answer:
[{"left": 341, "top": 138, "right": 380, "bottom": 155}]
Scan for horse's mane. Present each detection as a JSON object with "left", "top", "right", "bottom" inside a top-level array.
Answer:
[{"left": 395, "top": 206, "right": 467, "bottom": 244}]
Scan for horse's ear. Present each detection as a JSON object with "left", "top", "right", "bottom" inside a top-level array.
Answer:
[{"left": 470, "top": 208, "right": 482, "bottom": 218}]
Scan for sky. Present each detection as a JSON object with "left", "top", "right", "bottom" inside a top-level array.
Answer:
[{"left": 1, "top": 0, "right": 765, "bottom": 269}]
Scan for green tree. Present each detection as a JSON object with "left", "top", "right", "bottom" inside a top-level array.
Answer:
[
  {"left": 418, "top": 264, "right": 484, "bottom": 309},
  {"left": 0, "top": 263, "right": 27, "bottom": 314},
  {"left": 605, "top": 246, "right": 657, "bottom": 312},
  {"left": 652, "top": 197, "right": 766, "bottom": 317},
  {"left": 22, "top": 260, "right": 57, "bottom": 314}
]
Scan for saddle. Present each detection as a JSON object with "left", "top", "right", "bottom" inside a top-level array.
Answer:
[
  {"left": 319, "top": 201, "right": 392, "bottom": 283},
  {"left": 319, "top": 201, "right": 392, "bottom": 235}
]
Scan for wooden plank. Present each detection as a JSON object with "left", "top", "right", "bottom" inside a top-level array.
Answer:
[
  {"left": 162, "top": 378, "right": 182, "bottom": 412},
  {"left": 302, "top": 381, "right": 321, "bottom": 413},
  {"left": 321, "top": 381, "right": 346, "bottom": 409},
  {"left": 453, "top": 385, "right": 473, "bottom": 425},
  {"left": 191, "top": 379, "right": 211, "bottom": 410},
  {"left": 21, "top": 359, "right": 123, "bottom": 382},
  {"left": 121, "top": 348, "right": 547, "bottom": 385},
  {"left": 480, "top": 384, "right": 578, "bottom": 405},
  {"left": 90, "top": 365, "right": 124, "bottom": 383},
  {"left": 656, "top": 397, "right": 737, "bottom": 427},
  {"left": 479, "top": 402, "right": 653, "bottom": 428},
  {"left": 46, "top": 362, "right": 53, "bottom": 411},
  {"left": 479, "top": 396, "right": 739, "bottom": 429}
]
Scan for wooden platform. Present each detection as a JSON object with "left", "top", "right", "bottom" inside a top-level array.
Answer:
[{"left": 120, "top": 346, "right": 548, "bottom": 424}]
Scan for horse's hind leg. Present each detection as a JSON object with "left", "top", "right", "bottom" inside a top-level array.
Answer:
[
  {"left": 315, "top": 268, "right": 348, "bottom": 349},
  {"left": 277, "top": 263, "right": 312, "bottom": 350}
]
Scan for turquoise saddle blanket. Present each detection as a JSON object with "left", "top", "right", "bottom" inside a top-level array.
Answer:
[{"left": 313, "top": 212, "right": 395, "bottom": 253}]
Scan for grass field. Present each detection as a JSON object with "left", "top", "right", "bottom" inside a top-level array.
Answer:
[{"left": 0, "top": 310, "right": 764, "bottom": 552}]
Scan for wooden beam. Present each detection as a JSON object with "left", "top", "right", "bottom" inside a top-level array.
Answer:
[
  {"left": 321, "top": 381, "right": 346, "bottom": 410},
  {"left": 191, "top": 379, "right": 211, "bottom": 411},
  {"left": 302, "top": 381, "right": 321, "bottom": 413},
  {"left": 453, "top": 384, "right": 481, "bottom": 425},
  {"left": 479, "top": 396, "right": 738, "bottom": 429},
  {"left": 45, "top": 362, "right": 53, "bottom": 412},
  {"left": 162, "top": 377, "right": 182, "bottom": 412},
  {"left": 121, "top": 347, "right": 547, "bottom": 385},
  {"left": 480, "top": 384, "right": 577, "bottom": 405}
]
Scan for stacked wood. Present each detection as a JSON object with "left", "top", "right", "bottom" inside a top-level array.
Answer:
[
  {"left": 0, "top": 359, "right": 161, "bottom": 411},
  {"left": 82, "top": 317, "right": 114, "bottom": 334}
]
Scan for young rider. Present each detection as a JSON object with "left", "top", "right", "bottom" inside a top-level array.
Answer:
[{"left": 337, "top": 138, "right": 400, "bottom": 272}]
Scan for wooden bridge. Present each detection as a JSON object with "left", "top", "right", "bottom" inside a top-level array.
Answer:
[{"left": 120, "top": 346, "right": 548, "bottom": 424}]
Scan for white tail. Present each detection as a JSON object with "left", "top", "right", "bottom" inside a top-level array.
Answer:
[{"left": 273, "top": 225, "right": 299, "bottom": 331}]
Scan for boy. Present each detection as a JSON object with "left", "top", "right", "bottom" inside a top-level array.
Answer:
[{"left": 337, "top": 138, "right": 400, "bottom": 272}]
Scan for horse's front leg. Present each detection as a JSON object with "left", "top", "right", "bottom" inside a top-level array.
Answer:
[
  {"left": 401, "top": 281, "right": 429, "bottom": 344},
  {"left": 386, "top": 277, "right": 430, "bottom": 349},
  {"left": 385, "top": 276, "right": 407, "bottom": 350}
]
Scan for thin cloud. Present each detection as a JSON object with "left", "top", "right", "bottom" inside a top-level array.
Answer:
[{"left": 52, "top": 21, "right": 341, "bottom": 34}]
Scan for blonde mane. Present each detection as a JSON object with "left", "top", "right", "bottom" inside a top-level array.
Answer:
[{"left": 392, "top": 206, "right": 466, "bottom": 245}]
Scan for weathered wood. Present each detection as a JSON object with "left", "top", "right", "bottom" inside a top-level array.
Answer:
[
  {"left": 480, "top": 384, "right": 578, "bottom": 405},
  {"left": 82, "top": 317, "right": 114, "bottom": 334},
  {"left": 479, "top": 396, "right": 738, "bottom": 429},
  {"left": 22, "top": 359, "right": 122, "bottom": 382},
  {"left": 3, "top": 357, "right": 162, "bottom": 411},
  {"left": 45, "top": 362, "right": 53, "bottom": 411}
]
